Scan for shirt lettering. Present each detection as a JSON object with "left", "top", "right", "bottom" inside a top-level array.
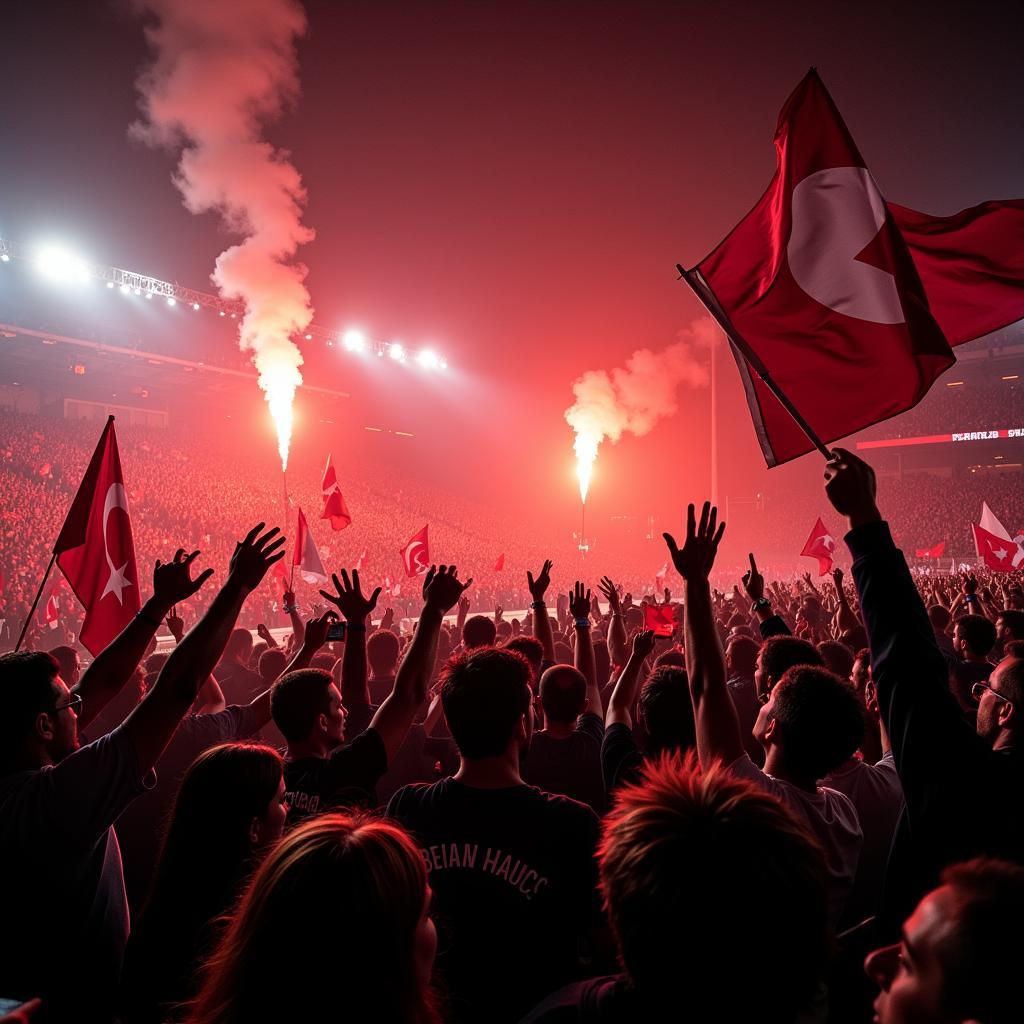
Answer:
[{"left": 421, "top": 843, "right": 550, "bottom": 899}]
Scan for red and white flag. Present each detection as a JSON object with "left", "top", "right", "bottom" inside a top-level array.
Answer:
[
  {"left": 355, "top": 549, "right": 367, "bottom": 572},
  {"left": 915, "top": 541, "right": 946, "bottom": 559},
  {"left": 972, "top": 523, "right": 1020, "bottom": 572},
  {"left": 44, "top": 593, "right": 59, "bottom": 630},
  {"left": 493, "top": 553, "right": 505, "bottom": 572},
  {"left": 654, "top": 562, "right": 668, "bottom": 592},
  {"left": 400, "top": 524, "right": 430, "bottom": 578},
  {"left": 801, "top": 517, "right": 837, "bottom": 576},
  {"left": 293, "top": 507, "right": 328, "bottom": 584},
  {"left": 690, "top": 70, "right": 954, "bottom": 466},
  {"left": 975, "top": 502, "right": 1024, "bottom": 567},
  {"left": 643, "top": 601, "right": 676, "bottom": 638},
  {"left": 55, "top": 416, "right": 139, "bottom": 655},
  {"left": 321, "top": 455, "right": 352, "bottom": 531}
]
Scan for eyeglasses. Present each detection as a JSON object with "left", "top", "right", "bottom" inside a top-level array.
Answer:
[
  {"left": 52, "top": 693, "right": 83, "bottom": 715},
  {"left": 971, "top": 681, "right": 1012, "bottom": 707}
]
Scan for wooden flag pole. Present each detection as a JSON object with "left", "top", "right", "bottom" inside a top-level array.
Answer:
[
  {"left": 16, "top": 553, "right": 56, "bottom": 652},
  {"left": 677, "top": 264, "right": 833, "bottom": 461}
]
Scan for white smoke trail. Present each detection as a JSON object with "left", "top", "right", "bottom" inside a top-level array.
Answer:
[
  {"left": 131, "top": 0, "right": 314, "bottom": 470},
  {"left": 565, "top": 318, "right": 718, "bottom": 501}
]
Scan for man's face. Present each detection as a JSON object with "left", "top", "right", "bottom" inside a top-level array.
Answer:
[
  {"left": 752, "top": 681, "right": 777, "bottom": 746},
  {"left": 952, "top": 624, "right": 966, "bottom": 656},
  {"left": 865, "top": 885, "right": 961, "bottom": 1024},
  {"left": 974, "top": 659, "right": 1014, "bottom": 744},
  {"left": 324, "top": 683, "right": 347, "bottom": 745},
  {"left": 754, "top": 651, "right": 769, "bottom": 703},
  {"left": 851, "top": 656, "right": 870, "bottom": 698},
  {"left": 47, "top": 677, "right": 81, "bottom": 762},
  {"left": 996, "top": 616, "right": 1009, "bottom": 643}
]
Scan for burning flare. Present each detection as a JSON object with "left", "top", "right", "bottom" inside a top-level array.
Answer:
[
  {"left": 132, "top": 0, "right": 314, "bottom": 469},
  {"left": 565, "top": 318, "right": 717, "bottom": 503}
]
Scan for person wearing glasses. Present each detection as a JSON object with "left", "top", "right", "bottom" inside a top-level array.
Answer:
[
  {"left": 823, "top": 449, "right": 1024, "bottom": 939},
  {"left": 0, "top": 526, "right": 284, "bottom": 1023}
]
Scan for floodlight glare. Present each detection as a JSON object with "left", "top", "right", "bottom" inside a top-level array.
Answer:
[
  {"left": 389, "top": 343, "right": 405, "bottom": 361},
  {"left": 120, "top": 283, "right": 131, "bottom": 295},
  {"left": 145, "top": 292, "right": 153, "bottom": 300},
  {"left": 38, "top": 247, "right": 88, "bottom": 283},
  {"left": 0, "top": 254, "right": 10, "bottom": 263},
  {"left": 417, "top": 349, "right": 440, "bottom": 369},
  {"left": 167, "top": 296, "right": 176, "bottom": 307},
  {"left": 342, "top": 329, "right": 366, "bottom": 352},
  {"left": 192, "top": 302, "right": 200, "bottom": 311}
]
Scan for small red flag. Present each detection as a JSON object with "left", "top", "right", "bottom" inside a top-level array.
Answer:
[
  {"left": 493, "top": 553, "right": 505, "bottom": 572},
  {"left": 693, "top": 70, "right": 953, "bottom": 466},
  {"left": 55, "top": 417, "right": 139, "bottom": 655},
  {"left": 972, "top": 524, "right": 1021, "bottom": 572},
  {"left": 355, "top": 549, "right": 367, "bottom": 572},
  {"left": 801, "top": 518, "right": 837, "bottom": 576},
  {"left": 44, "top": 594, "right": 59, "bottom": 630},
  {"left": 321, "top": 455, "right": 352, "bottom": 531},
  {"left": 643, "top": 602, "right": 676, "bottom": 638},
  {"left": 400, "top": 525, "right": 430, "bottom": 578},
  {"left": 915, "top": 541, "right": 946, "bottom": 559},
  {"left": 293, "top": 507, "right": 328, "bottom": 584}
]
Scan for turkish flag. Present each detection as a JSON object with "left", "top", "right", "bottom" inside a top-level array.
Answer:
[
  {"left": 293, "top": 507, "right": 328, "bottom": 584},
  {"left": 493, "top": 553, "right": 505, "bottom": 572},
  {"left": 915, "top": 541, "right": 946, "bottom": 559},
  {"left": 321, "top": 455, "right": 352, "bottom": 531},
  {"left": 691, "top": 70, "right": 953, "bottom": 466},
  {"left": 643, "top": 602, "right": 676, "bottom": 638},
  {"left": 972, "top": 523, "right": 1020, "bottom": 572},
  {"left": 55, "top": 416, "right": 139, "bottom": 655},
  {"left": 400, "top": 524, "right": 430, "bottom": 578},
  {"left": 801, "top": 517, "right": 837, "bottom": 576},
  {"left": 44, "top": 594, "right": 59, "bottom": 630}
]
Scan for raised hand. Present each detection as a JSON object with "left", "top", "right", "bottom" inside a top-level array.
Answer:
[
  {"left": 423, "top": 565, "right": 473, "bottom": 614},
  {"left": 283, "top": 590, "right": 296, "bottom": 611},
  {"left": 598, "top": 575, "right": 620, "bottom": 613},
  {"left": 832, "top": 567, "right": 844, "bottom": 589},
  {"left": 663, "top": 586, "right": 672, "bottom": 605},
  {"left": 381, "top": 606, "right": 396, "bottom": 631},
  {"left": 663, "top": 502, "right": 725, "bottom": 582},
  {"left": 257, "top": 623, "right": 273, "bottom": 643},
  {"left": 495, "top": 605, "right": 504, "bottom": 622},
  {"left": 527, "top": 560, "right": 553, "bottom": 602},
  {"left": 632, "top": 628, "right": 656, "bottom": 661},
  {"left": 741, "top": 552, "right": 765, "bottom": 602},
  {"left": 153, "top": 549, "right": 214, "bottom": 607},
  {"left": 302, "top": 609, "right": 339, "bottom": 650},
  {"left": 569, "top": 580, "right": 591, "bottom": 620},
  {"left": 166, "top": 607, "right": 185, "bottom": 642},
  {"left": 320, "top": 568, "right": 382, "bottom": 621},
  {"left": 824, "top": 447, "right": 880, "bottom": 526},
  {"left": 963, "top": 574, "right": 978, "bottom": 596},
  {"left": 228, "top": 524, "right": 286, "bottom": 592}
]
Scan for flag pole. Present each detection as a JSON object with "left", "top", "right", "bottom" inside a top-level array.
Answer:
[
  {"left": 15, "top": 553, "right": 56, "bottom": 652},
  {"left": 677, "top": 264, "right": 833, "bottom": 460}
]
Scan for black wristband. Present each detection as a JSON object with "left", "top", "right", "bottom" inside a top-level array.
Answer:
[{"left": 531, "top": 601, "right": 546, "bottom": 610}]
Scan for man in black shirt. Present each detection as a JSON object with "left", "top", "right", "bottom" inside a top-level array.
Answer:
[{"left": 388, "top": 645, "right": 601, "bottom": 1024}]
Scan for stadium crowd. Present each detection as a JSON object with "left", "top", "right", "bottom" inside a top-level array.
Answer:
[{"left": 1, "top": 437, "right": 1023, "bottom": 1023}]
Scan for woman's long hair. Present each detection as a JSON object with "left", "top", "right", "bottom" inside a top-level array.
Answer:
[{"left": 185, "top": 813, "right": 440, "bottom": 1024}]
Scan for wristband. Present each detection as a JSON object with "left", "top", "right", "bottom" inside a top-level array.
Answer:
[
  {"left": 964, "top": 594, "right": 978, "bottom": 603},
  {"left": 283, "top": 604, "right": 297, "bottom": 614},
  {"left": 347, "top": 622, "right": 366, "bottom": 633},
  {"left": 750, "top": 598, "right": 771, "bottom": 613},
  {"left": 137, "top": 609, "right": 162, "bottom": 628},
  {"left": 574, "top": 617, "right": 590, "bottom": 630},
  {"left": 530, "top": 600, "right": 546, "bottom": 610}
]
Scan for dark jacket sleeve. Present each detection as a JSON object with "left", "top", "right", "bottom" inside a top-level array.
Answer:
[{"left": 758, "top": 614, "right": 791, "bottom": 639}]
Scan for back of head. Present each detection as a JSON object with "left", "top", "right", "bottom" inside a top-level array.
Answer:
[
  {"left": 502, "top": 636, "right": 543, "bottom": 677},
  {"left": 258, "top": 648, "right": 288, "bottom": 684},
  {"left": 999, "top": 609, "right": 1024, "bottom": 640},
  {"left": 225, "top": 628, "right": 253, "bottom": 664},
  {"left": 956, "top": 613, "right": 997, "bottom": 658},
  {"left": 771, "top": 666, "right": 864, "bottom": 778},
  {"left": 653, "top": 649, "right": 685, "bottom": 670},
  {"left": 600, "top": 752, "right": 828, "bottom": 1021},
  {"left": 759, "top": 635, "right": 824, "bottom": 683},
  {"left": 462, "top": 615, "right": 497, "bottom": 650},
  {"left": 928, "top": 604, "right": 951, "bottom": 632},
  {"left": 638, "top": 667, "right": 695, "bottom": 755},
  {"left": 938, "top": 858, "right": 1024, "bottom": 1024},
  {"left": 441, "top": 647, "right": 531, "bottom": 759},
  {"left": 270, "top": 669, "right": 333, "bottom": 743},
  {"left": 0, "top": 651, "right": 60, "bottom": 772},
  {"left": 309, "top": 653, "right": 337, "bottom": 673},
  {"left": 186, "top": 813, "right": 436, "bottom": 1024},
  {"left": 368, "top": 628, "right": 401, "bottom": 676},
  {"left": 539, "top": 665, "right": 587, "bottom": 725},
  {"left": 48, "top": 644, "right": 78, "bottom": 684},
  {"left": 727, "top": 636, "right": 759, "bottom": 677},
  {"left": 816, "top": 640, "right": 854, "bottom": 679}
]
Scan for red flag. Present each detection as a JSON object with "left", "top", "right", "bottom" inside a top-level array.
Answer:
[
  {"left": 493, "top": 553, "right": 505, "bottom": 572},
  {"left": 801, "top": 517, "right": 837, "bottom": 576},
  {"left": 692, "top": 70, "right": 953, "bottom": 466},
  {"left": 915, "top": 541, "right": 946, "bottom": 559},
  {"left": 654, "top": 563, "right": 668, "bottom": 593},
  {"left": 972, "top": 524, "right": 1019, "bottom": 572},
  {"left": 55, "top": 417, "right": 139, "bottom": 655},
  {"left": 355, "top": 549, "right": 367, "bottom": 572},
  {"left": 400, "top": 524, "right": 430, "bottom": 578},
  {"left": 643, "top": 602, "right": 676, "bottom": 638},
  {"left": 44, "top": 594, "right": 59, "bottom": 630},
  {"left": 293, "top": 507, "right": 328, "bottom": 584},
  {"left": 271, "top": 557, "right": 289, "bottom": 590},
  {"left": 321, "top": 455, "right": 352, "bottom": 531}
]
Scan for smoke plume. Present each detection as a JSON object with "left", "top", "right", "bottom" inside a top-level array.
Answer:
[
  {"left": 565, "top": 317, "right": 718, "bottom": 501},
  {"left": 132, "top": 0, "right": 314, "bottom": 470}
]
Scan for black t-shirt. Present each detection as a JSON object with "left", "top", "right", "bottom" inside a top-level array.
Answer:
[
  {"left": 601, "top": 723, "right": 644, "bottom": 797},
  {"left": 284, "top": 728, "right": 388, "bottom": 826},
  {"left": 524, "top": 713, "right": 606, "bottom": 813},
  {"left": 214, "top": 659, "right": 265, "bottom": 705},
  {"left": 387, "top": 777, "right": 601, "bottom": 1024}
]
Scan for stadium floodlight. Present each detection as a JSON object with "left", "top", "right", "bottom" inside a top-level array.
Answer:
[
  {"left": 304, "top": 333, "right": 312, "bottom": 340},
  {"left": 167, "top": 296, "right": 176, "bottom": 307},
  {"left": 106, "top": 280, "right": 114, "bottom": 288},
  {"left": 0, "top": 254, "right": 10, "bottom": 263},
  {"left": 38, "top": 247, "right": 88, "bottom": 283},
  {"left": 192, "top": 302, "right": 200, "bottom": 311},
  {"left": 120, "top": 283, "right": 131, "bottom": 295},
  {"left": 416, "top": 349, "right": 440, "bottom": 370},
  {"left": 134, "top": 287, "right": 142, "bottom": 296},
  {"left": 389, "top": 342, "right": 405, "bottom": 362},
  {"left": 343, "top": 329, "right": 366, "bottom": 352},
  {"left": 145, "top": 292, "right": 153, "bottom": 300}
]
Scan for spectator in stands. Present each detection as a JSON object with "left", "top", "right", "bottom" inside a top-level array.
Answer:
[
  {"left": 725, "top": 634, "right": 762, "bottom": 764},
  {"left": 462, "top": 614, "right": 497, "bottom": 650},
  {"left": 184, "top": 814, "right": 440, "bottom": 1024},
  {"left": 995, "top": 608, "right": 1024, "bottom": 658},
  {"left": 818, "top": 639, "right": 855, "bottom": 679},
  {"left": 120, "top": 743, "right": 288, "bottom": 1024},
  {"left": 928, "top": 604, "right": 955, "bottom": 662},
  {"left": 387, "top": 644, "right": 601, "bottom": 1024},
  {"left": 48, "top": 644, "right": 80, "bottom": 687},
  {"left": 257, "top": 646, "right": 287, "bottom": 685},
  {"left": 952, "top": 613, "right": 997, "bottom": 698},
  {"left": 523, "top": 754, "right": 829, "bottom": 1023},
  {"left": 755, "top": 633, "right": 825, "bottom": 702},
  {"left": 666, "top": 503, "right": 864, "bottom": 928},
  {"left": 865, "top": 858, "right": 1024, "bottom": 1024},
  {"left": 367, "top": 627, "right": 401, "bottom": 706},
  {"left": 0, "top": 526, "right": 283, "bottom": 1020},
  {"left": 215, "top": 628, "right": 264, "bottom": 705}
]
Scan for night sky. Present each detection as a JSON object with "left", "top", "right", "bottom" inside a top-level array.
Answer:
[{"left": 2, "top": 0, "right": 1021, "bottom": 540}]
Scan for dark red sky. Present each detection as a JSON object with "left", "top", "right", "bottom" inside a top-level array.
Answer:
[{"left": 1, "top": 0, "right": 1021, "bottom": 541}]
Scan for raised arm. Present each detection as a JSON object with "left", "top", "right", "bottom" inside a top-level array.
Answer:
[
  {"left": 283, "top": 589, "right": 304, "bottom": 648},
  {"left": 120, "top": 524, "right": 284, "bottom": 774},
  {"left": 320, "top": 569, "right": 381, "bottom": 709},
  {"left": 527, "top": 560, "right": 556, "bottom": 664},
  {"left": 605, "top": 629, "right": 655, "bottom": 729},
  {"left": 74, "top": 550, "right": 214, "bottom": 732},
  {"left": 665, "top": 502, "right": 744, "bottom": 767},
  {"left": 598, "top": 575, "right": 628, "bottom": 669},
  {"left": 831, "top": 567, "right": 861, "bottom": 634},
  {"left": 741, "top": 552, "right": 791, "bottom": 639},
  {"left": 570, "top": 581, "right": 601, "bottom": 718},
  {"left": 371, "top": 566, "right": 471, "bottom": 759}
]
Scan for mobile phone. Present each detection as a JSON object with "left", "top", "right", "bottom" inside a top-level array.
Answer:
[{"left": 327, "top": 621, "right": 347, "bottom": 642}]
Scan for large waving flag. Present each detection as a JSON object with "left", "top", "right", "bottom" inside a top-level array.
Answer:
[
  {"left": 400, "top": 524, "right": 430, "bottom": 577},
  {"left": 975, "top": 502, "right": 1024, "bottom": 568},
  {"left": 686, "top": 69, "right": 958, "bottom": 466},
  {"left": 321, "top": 455, "right": 352, "bottom": 531},
  {"left": 801, "top": 517, "right": 837, "bottom": 576},
  {"left": 55, "top": 416, "right": 139, "bottom": 654},
  {"left": 293, "top": 507, "right": 328, "bottom": 584},
  {"left": 972, "top": 524, "right": 1020, "bottom": 572}
]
